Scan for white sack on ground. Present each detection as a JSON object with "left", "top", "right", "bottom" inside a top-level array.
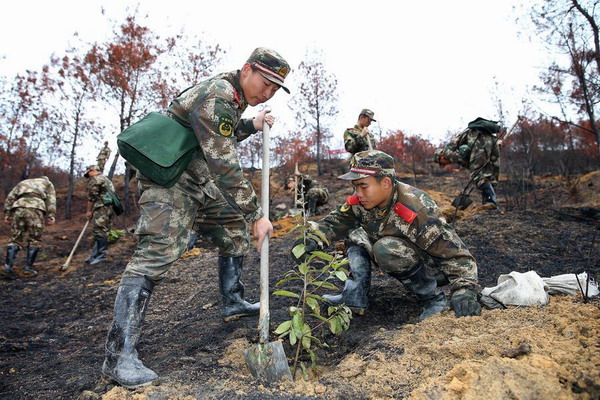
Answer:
[
  {"left": 481, "top": 271, "right": 550, "bottom": 309},
  {"left": 542, "top": 272, "right": 599, "bottom": 297}
]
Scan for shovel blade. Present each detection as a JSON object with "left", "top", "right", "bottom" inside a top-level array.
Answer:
[
  {"left": 452, "top": 194, "right": 473, "bottom": 210},
  {"left": 244, "top": 341, "right": 292, "bottom": 382}
]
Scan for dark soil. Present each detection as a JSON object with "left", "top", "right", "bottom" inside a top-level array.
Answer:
[{"left": 1, "top": 170, "right": 599, "bottom": 399}]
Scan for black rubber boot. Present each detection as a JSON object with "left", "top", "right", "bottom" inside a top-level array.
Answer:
[
  {"left": 86, "top": 241, "right": 99, "bottom": 263},
  {"left": 90, "top": 238, "right": 108, "bottom": 265},
  {"left": 323, "top": 245, "right": 371, "bottom": 315},
  {"left": 306, "top": 197, "right": 318, "bottom": 217},
  {"left": 3, "top": 245, "right": 19, "bottom": 278},
  {"left": 390, "top": 262, "right": 447, "bottom": 321},
  {"left": 102, "top": 276, "right": 158, "bottom": 388},
  {"left": 219, "top": 256, "right": 259, "bottom": 322},
  {"left": 479, "top": 182, "right": 498, "bottom": 207},
  {"left": 23, "top": 247, "right": 40, "bottom": 277}
]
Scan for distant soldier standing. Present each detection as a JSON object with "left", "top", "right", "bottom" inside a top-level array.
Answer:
[
  {"left": 434, "top": 117, "right": 501, "bottom": 207},
  {"left": 3, "top": 176, "right": 56, "bottom": 277},
  {"left": 102, "top": 47, "right": 290, "bottom": 388},
  {"left": 291, "top": 151, "right": 482, "bottom": 321},
  {"left": 344, "top": 109, "right": 377, "bottom": 156},
  {"left": 286, "top": 174, "right": 329, "bottom": 216},
  {"left": 97, "top": 141, "right": 112, "bottom": 172},
  {"left": 84, "top": 165, "right": 115, "bottom": 265}
]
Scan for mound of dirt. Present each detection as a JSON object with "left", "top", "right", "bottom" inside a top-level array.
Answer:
[{"left": 323, "top": 296, "right": 600, "bottom": 399}]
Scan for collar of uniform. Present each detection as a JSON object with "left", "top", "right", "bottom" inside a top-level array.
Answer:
[
  {"left": 369, "top": 184, "right": 398, "bottom": 220},
  {"left": 223, "top": 70, "right": 248, "bottom": 111}
]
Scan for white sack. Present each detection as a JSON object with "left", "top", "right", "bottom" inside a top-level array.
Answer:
[
  {"left": 542, "top": 272, "right": 599, "bottom": 297},
  {"left": 481, "top": 271, "right": 550, "bottom": 309}
]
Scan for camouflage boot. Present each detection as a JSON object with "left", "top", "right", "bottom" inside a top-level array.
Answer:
[
  {"left": 3, "top": 245, "right": 19, "bottom": 278},
  {"left": 479, "top": 182, "right": 498, "bottom": 207},
  {"left": 23, "top": 247, "right": 40, "bottom": 277},
  {"left": 219, "top": 256, "right": 259, "bottom": 322},
  {"left": 323, "top": 245, "right": 371, "bottom": 315},
  {"left": 102, "top": 276, "right": 158, "bottom": 388},
  {"left": 390, "top": 262, "right": 447, "bottom": 321},
  {"left": 90, "top": 238, "right": 108, "bottom": 265}
]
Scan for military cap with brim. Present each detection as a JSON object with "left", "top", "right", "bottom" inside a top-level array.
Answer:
[
  {"left": 247, "top": 47, "right": 291, "bottom": 94},
  {"left": 84, "top": 165, "right": 101, "bottom": 178},
  {"left": 339, "top": 150, "right": 396, "bottom": 180},
  {"left": 359, "top": 108, "right": 376, "bottom": 122}
]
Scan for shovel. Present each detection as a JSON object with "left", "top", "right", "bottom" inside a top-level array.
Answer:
[{"left": 244, "top": 120, "right": 293, "bottom": 382}]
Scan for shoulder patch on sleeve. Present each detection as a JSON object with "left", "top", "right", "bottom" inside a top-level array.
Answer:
[{"left": 393, "top": 202, "right": 417, "bottom": 224}]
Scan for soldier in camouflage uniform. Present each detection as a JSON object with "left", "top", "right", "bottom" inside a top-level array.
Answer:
[
  {"left": 3, "top": 176, "right": 56, "bottom": 277},
  {"left": 286, "top": 174, "right": 330, "bottom": 216},
  {"left": 434, "top": 117, "right": 501, "bottom": 207},
  {"left": 344, "top": 108, "right": 377, "bottom": 156},
  {"left": 291, "top": 150, "right": 481, "bottom": 321},
  {"left": 84, "top": 165, "right": 115, "bottom": 265},
  {"left": 96, "top": 141, "right": 112, "bottom": 172},
  {"left": 102, "top": 47, "right": 290, "bottom": 389}
]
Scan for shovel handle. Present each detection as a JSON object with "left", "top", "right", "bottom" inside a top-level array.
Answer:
[
  {"left": 259, "top": 121, "right": 271, "bottom": 343},
  {"left": 62, "top": 220, "right": 90, "bottom": 270}
]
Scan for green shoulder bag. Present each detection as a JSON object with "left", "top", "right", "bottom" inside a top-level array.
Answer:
[{"left": 117, "top": 112, "right": 198, "bottom": 188}]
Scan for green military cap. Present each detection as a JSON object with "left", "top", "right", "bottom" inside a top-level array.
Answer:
[
  {"left": 84, "top": 165, "right": 101, "bottom": 178},
  {"left": 359, "top": 108, "right": 376, "bottom": 122},
  {"left": 339, "top": 150, "right": 395, "bottom": 180},
  {"left": 247, "top": 47, "right": 291, "bottom": 94}
]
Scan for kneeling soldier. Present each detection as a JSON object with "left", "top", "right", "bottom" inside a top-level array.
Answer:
[
  {"left": 286, "top": 174, "right": 329, "bottom": 216},
  {"left": 291, "top": 150, "right": 481, "bottom": 321}
]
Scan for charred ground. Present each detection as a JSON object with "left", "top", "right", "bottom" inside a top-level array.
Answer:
[{"left": 0, "top": 167, "right": 599, "bottom": 399}]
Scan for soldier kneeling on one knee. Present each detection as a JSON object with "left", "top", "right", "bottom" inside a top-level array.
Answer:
[{"left": 290, "top": 150, "right": 482, "bottom": 321}]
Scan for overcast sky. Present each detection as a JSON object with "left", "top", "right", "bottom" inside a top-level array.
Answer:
[{"left": 1, "top": 0, "right": 555, "bottom": 156}]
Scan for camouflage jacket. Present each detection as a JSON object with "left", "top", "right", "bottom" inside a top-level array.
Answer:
[
  {"left": 344, "top": 125, "right": 377, "bottom": 155},
  {"left": 97, "top": 145, "right": 111, "bottom": 161},
  {"left": 4, "top": 177, "right": 56, "bottom": 218},
  {"left": 87, "top": 174, "right": 115, "bottom": 209},
  {"left": 441, "top": 128, "right": 500, "bottom": 186},
  {"left": 167, "top": 70, "right": 262, "bottom": 222},
  {"left": 299, "top": 175, "right": 325, "bottom": 197},
  {"left": 311, "top": 181, "right": 478, "bottom": 291}
]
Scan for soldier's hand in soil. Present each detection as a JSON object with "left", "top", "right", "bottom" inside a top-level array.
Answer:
[
  {"left": 252, "top": 216, "right": 273, "bottom": 250},
  {"left": 253, "top": 109, "right": 274, "bottom": 130},
  {"left": 290, "top": 237, "right": 319, "bottom": 264},
  {"left": 450, "top": 289, "right": 482, "bottom": 317},
  {"left": 47, "top": 216, "right": 55, "bottom": 225},
  {"left": 4, "top": 215, "right": 12, "bottom": 224},
  {"left": 86, "top": 211, "right": 93, "bottom": 220}
]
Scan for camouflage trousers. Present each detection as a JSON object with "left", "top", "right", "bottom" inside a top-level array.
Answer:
[
  {"left": 92, "top": 205, "right": 114, "bottom": 239},
  {"left": 123, "top": 179, "right": 250, "bottom": 282},
  {"left": 306, "top": 187, "right": 329, "bottom": 207},
  {"left": 368, "top": 236, "right": 478, "bottom": 292},
  {"left": 9, "top": 208, "right": 45, "bottom": 249},
  {"left": 471, "top": 162, "right": 499, "bottom": 188}
]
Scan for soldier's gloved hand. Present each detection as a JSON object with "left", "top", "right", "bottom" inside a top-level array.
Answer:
[
  {"left": 290, "top": 238, "right": 320, "bottom": 264},
  {"left": 450, "top": 289, "right": 481, "bottom": 317},
  {"left": 47, "top": 216, "right": 56, "bottom": 226}
]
